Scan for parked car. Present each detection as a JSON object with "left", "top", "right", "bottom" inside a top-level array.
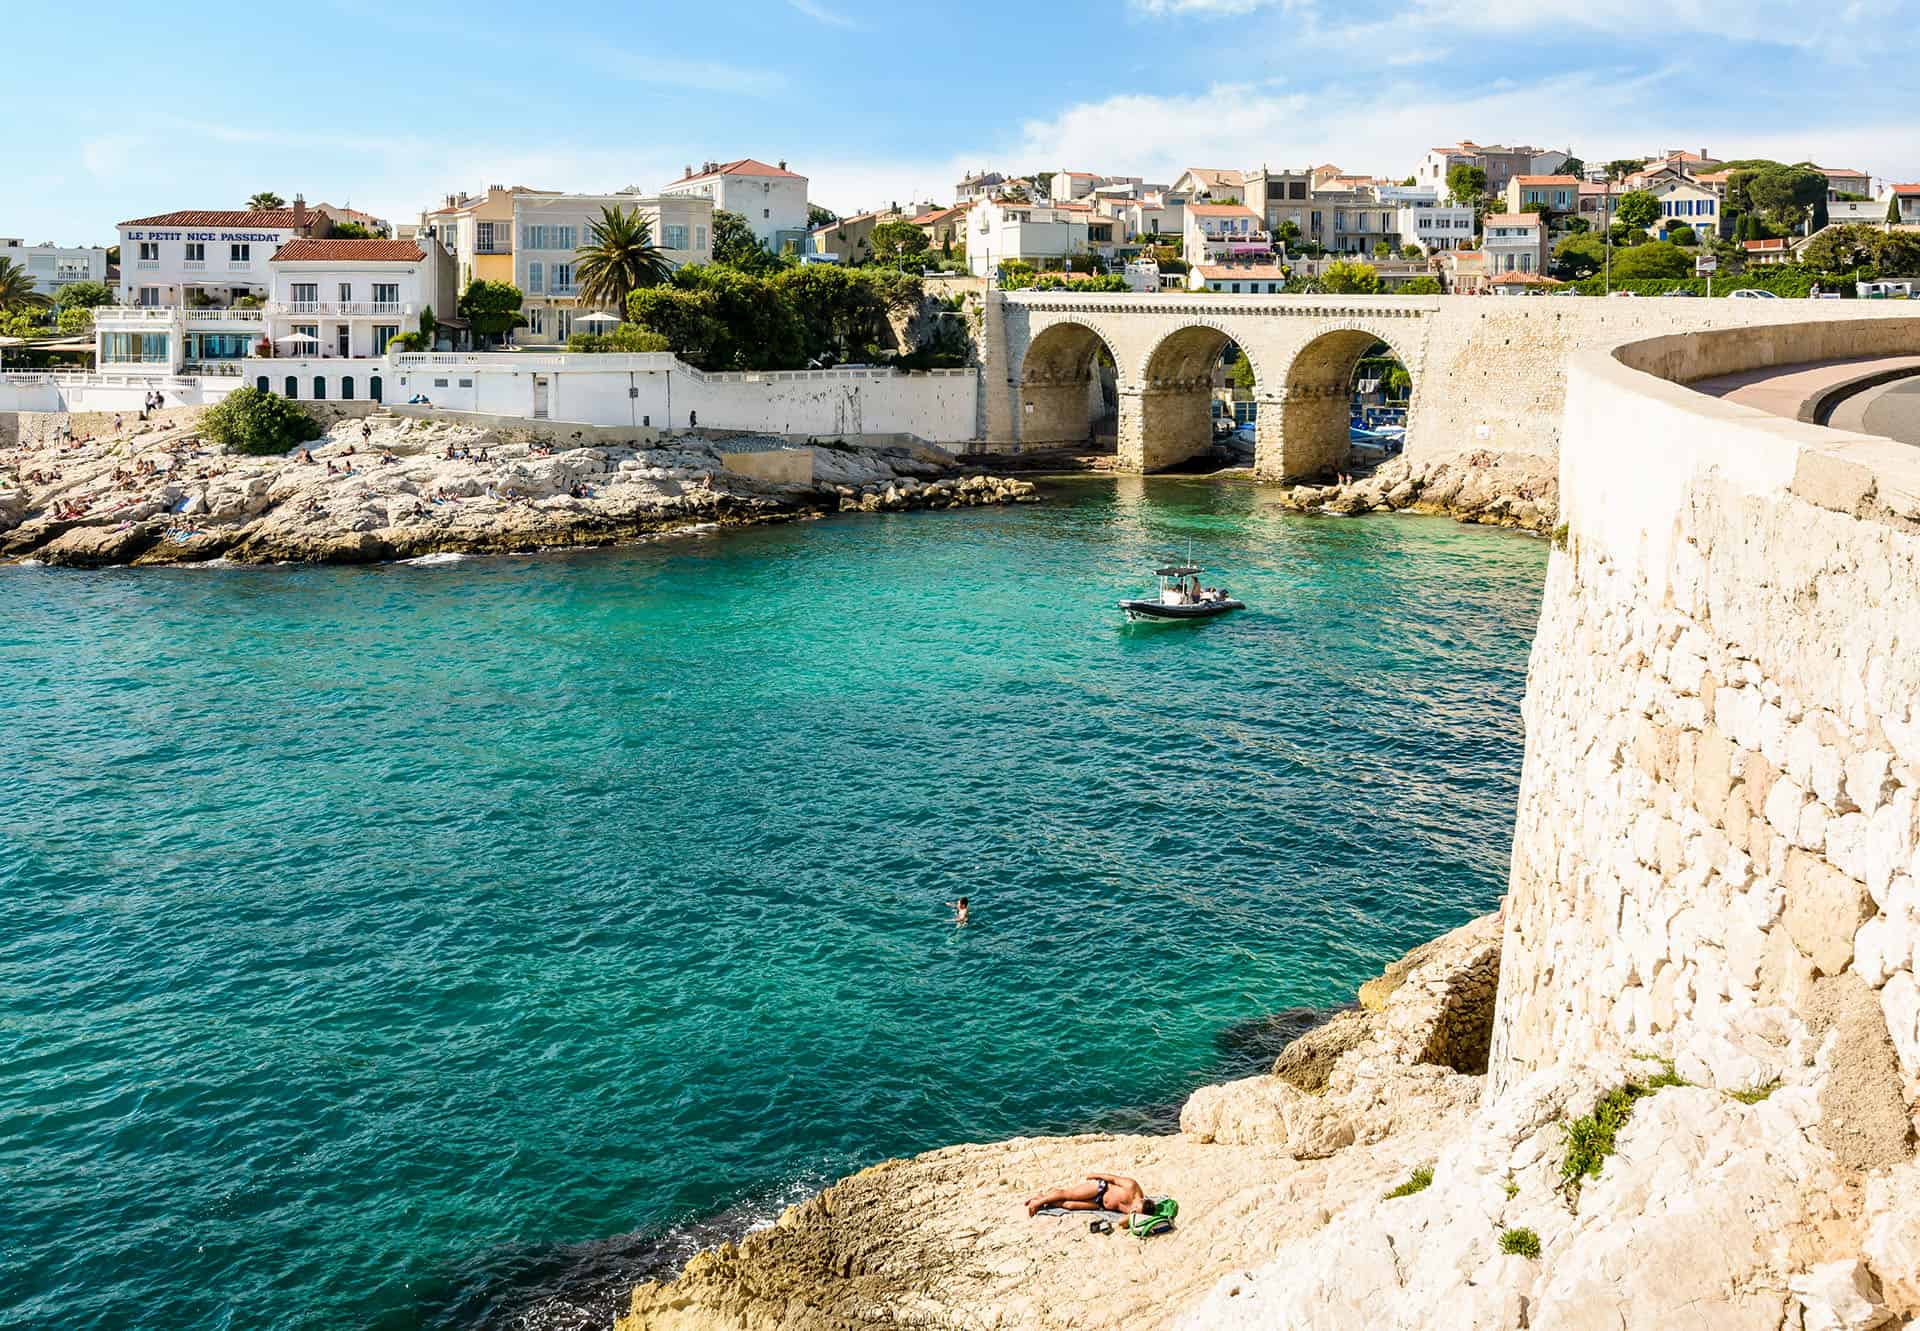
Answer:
[{"left": 1728, "top": 288, "right": 1779, "bottom": 300}]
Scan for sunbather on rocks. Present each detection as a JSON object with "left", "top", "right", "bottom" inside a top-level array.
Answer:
[{"left": 1025, "top": 1173, "right": 1151, "bottom": 1218}]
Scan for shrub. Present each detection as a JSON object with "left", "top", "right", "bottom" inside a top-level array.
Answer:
[
  {"left": 1729, "top": 1080, "right": 1779, "bottom": 1104},
  {"left": 1558, "top": 1072, "right": 1684, "bottom": 1203},
  {"left": 1322, "top": 259, "right": 1382, "bottom": 294},
  {"left": 386, "top": 330, "right": 428, "bottom": 353},
  {"left": 1399, "top": 276, "right": 1443, "bottom": 295},
  {"left": 200, "top": 385, "right": 323, "bottom": 456},
  {"left": 1498, "top": 1228, "right": 1541, "bottom": 1259},
  {"left": 566, "top": 324, "right": 671, "bottom": 353},
  {"left": 1385, "top": 1165, "right": 1434, "bottom": 1199}
]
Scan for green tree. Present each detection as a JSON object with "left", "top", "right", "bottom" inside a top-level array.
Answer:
[
  {"left": 575, "top": 205, "right": 672, "bottom": 312},
  {"left": 1874, "top": 230, "right": 1920, "bottom": 275},
  {"left": 1372, "top": 239, "right": 1393, "bottom": 259},
  {"left": 200, "top": 385, "right": 323, "bottom": 455},
  {"left": 1666, "top": 225, "right": 1699, "bottom": 247},
  {"left": 418, "top": 305, "right": 437, "bottom": 343},
  {"left": 1401, "top": 243, "right": 1423, "bottom": 259},
  {"left": 710, "top": 209, "right": 785, "bottom": 274},
  {"left": 1399, "top": 275, "right": 1443, "bottom": 294},
  {"left": 1226, "top": 348, "right": 1255, "bottom": 394},
  {"left": 1033, "top": 171, "right": 1056, "bottom": 199},
  {"left": 0, "top": 258, "right": 49, "bottom": 312},
  {"left": 1276, "top": 219, "right": 1302, "bottom": 249},
  {"left": 247, "top": 191, "right": 286, "bottom": 210},
  {"left": 1561, "top": 156, "right": 1586, "bottom": 179},
  {"left": 1604, "top": 159, "right": 1644, "bottom": 182},
  {"left": 53, "top": 280, "right": 112, "bottom": 309},
  {"left": 328, "top": 220, "right": 377, "bottom": 240},
  {"left": 1608, "top": 240, "right": 1694, "bottom": 280},
  {"left": 869, "top": 220, "right": 930, "bottom": 262},
  {"left": 1615, "top": 190, "right": 1661, "bottom": 231},
  {"left": 1746, "top": 165, "right": 1828, "bottom": 232},
  {"left": 1553, "top": 232, "right": 1608, "bottom": 279},
  {"left": 1810, "top": 195, "right": 1829, "bottom": 232},
  {"left": 456, "top": 279, "right": 525, "bottom": 345},
  {"left": 1891, "top": 196, "right": 1904, "bottom": 225},
  {"left": 566, "top": 325, "right": 672, "bottom": 353},
  {"left": 1800, "top": 224, "right": 1879, "bottom": 275},
  {"left": 1321, "top": 259, "right": 1382, "bottom": 294},
  {"left": 807, "top": 204, "right": 839, "bottom": 228},
  {"left": 1446, "top": 164, "right": 1488, "bottom": 207},
  {"left": 57, "top": 305, "right": 94, "bottom": 336}
]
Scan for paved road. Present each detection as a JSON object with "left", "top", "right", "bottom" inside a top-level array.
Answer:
[{"left": 1829, "top": 374, "right": 1920, "bottom": 446}]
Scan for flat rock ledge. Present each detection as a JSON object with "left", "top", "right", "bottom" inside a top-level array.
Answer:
[
  {"left": 0, "top": 413, "right": 1038, "bottom": 570},
  {"left": 618, "top": 904, "right": 1920, "bottom": 1331},
  {"left": 1273, "top": 449, "right": 1559, "bottom": 533}
]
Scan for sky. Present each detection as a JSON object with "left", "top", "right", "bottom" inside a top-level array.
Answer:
[{"left": 8, "top": 0, "right": 1920, "bottom": 245}]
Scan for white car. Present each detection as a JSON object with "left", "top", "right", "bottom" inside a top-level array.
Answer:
[{"left": 1728, "top": 288, "right": 1778, "bottom": 300}]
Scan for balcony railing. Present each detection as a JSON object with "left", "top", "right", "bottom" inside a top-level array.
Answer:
[
  {"left": 182, "top": 260, "right": 207, "bottom": 271},
  {"left": 267, "top": 301, "right": 409, "bottom": 317},
  {"left": 228, "top": 261, "right": 253, "bottom": 271},
  {"left": 547, "top": 284, "right": 579, "bottom": 297},
  {"left": 93, "top": 305, "right": 267, "bottom": 324},
  {"left": 474, "top": 243, "right": 512, "bottom": 254},
  {"left": 136, "top": 260, "right": 160, "bottom": 270}
]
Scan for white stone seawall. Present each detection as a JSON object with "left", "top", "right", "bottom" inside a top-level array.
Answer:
[{"left": 1493, "top": 322, "right": 1920, "bottom": 1097}]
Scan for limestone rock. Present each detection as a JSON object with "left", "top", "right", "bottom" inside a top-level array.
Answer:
[
  {"left": 1789, "top": 1260, "right": 1894, "bottom": 1331},
  {"left": 1271, "top": 1009, "right": 1371, "bottom": 1091}
]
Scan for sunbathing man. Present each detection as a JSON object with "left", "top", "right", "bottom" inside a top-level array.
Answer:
[{"left": 1026, "top": 1173, "right": 1151, "bottom": 1219}]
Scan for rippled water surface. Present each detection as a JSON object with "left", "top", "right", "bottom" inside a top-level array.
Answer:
[{"left": 0, "top": 477, "right": 1547, "bottom": 1331}]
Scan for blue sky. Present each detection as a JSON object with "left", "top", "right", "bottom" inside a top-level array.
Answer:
[{"left": 8, "top": 0, "right": 1919, "bottom": 245}]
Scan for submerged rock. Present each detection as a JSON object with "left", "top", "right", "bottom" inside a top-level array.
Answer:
[{"left": 1271, "top": 449, "right": 1558, "bottom": 533}]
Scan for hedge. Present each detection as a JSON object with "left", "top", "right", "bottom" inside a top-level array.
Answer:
[{"left": 1565, "top": 269, "right": 1836, "bottom": 299}]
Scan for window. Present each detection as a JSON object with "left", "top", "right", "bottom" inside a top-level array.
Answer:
[
  {"left": 372, "top": 325, "right": 398, "bottom": 354},
  {"left": 476, "top": 221, "right": 501, "bottom": 253},
  {"left": 372, "top": 282, "right": 398, "bottom": 306},
  {"left": 231, "top": 243, "right": 251, "bottom": 261},
  {"left": 338, "top": 282, "right": 353, "bottom": 301},
  {"left": 458, "top": 377, "right": 473, "bottom": 388},
  {"left": 256, "top": 375, "right": 269, "bottom": 392},
  {"left": 312, "top": 376, "right": 326, "bottom": 400},
  {"left": 695, "top": 225, "right": 706, "bottom": 250},
  {"left": 525, "top": 306, "right": 544, "bottom": 336},
  {"left": 663, "top": 224, "right": 688, "bottom": 250},
  {"left": 341, "top": 376, "right": 354, "bottom": 400},
  {"left": 555, "top": 308, "right": 573, "bottom": 340},
  {"left": 285, "top": 376, "right": 298, "bottom": 398},
  {"left": 1230, "top": 282, "right": 1241, "bottom": 293},
  {"left": 434, "top": 377, "right": 449, "bottom": 388},
  {"left": 551, "top": 262, "right": 573, "bottom": 293},
  {"left": 101, "top": 332, "right": 170, "bottom": 363},
  {"left": 526, "top": 260, "right": 543, "bottom": 294},
  {"left": 138, "top": 242, "right": 159, "bottom": 261},
  {"left": 292, "top": 282, "right": 318, "bottom": 305},
  {"left": 137, "top": 286, "right": 160, "bottom": 306},
  {"left": 184, "top": 242, "right": 204, "bottom": 261},
  {"left": 763, "top": 209, "right": 770, "bottom": 219},
  {"left": 519, "top": 224, "right": 576, "bottom": 250}
]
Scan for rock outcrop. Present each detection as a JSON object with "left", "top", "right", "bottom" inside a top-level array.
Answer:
[
  {"left": 1271, "top": 449, "right": 1558, "bottom": 533},
  {"left": 0, "top": 412, "right": 1038, "bottom": 569}
]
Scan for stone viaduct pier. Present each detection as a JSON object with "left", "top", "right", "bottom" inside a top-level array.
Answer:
[{"left": 979, "top": 289, "right": 1920, "bottom": 478}]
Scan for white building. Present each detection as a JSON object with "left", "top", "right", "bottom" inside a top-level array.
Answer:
[
  {"left": 969, "top": 196, "right": 1107, "bottom": 277},
  {"left": 116, "top": 202, "right": 324, "bottom": 308},
  {"left": 659, "top": 158, "right": 808, "bottom": 253},
  {"left": 511, "top": 192, "right": 714, "bottom": 346},
  {"left": 266, "top": 238, "right": 441, "bottom": 360},
  {"left": 1393, "top": 198, "right": 1477, "bottom": 253},
  {"left": 0, "top": 238, "right": 109, "bottom": 296},
  {"left": 1182, "top": 203, "right": 1271, "bottom": 274}
]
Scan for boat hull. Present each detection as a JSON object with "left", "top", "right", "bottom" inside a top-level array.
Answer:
[{"left": 1119, "top": 598, "right": 1245, "bottom": 622}]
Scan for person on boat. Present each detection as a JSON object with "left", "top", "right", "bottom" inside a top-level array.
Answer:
[
  {"left": 1026, "top": 1173, "right": 1151, "bottom": 1218},
  {"left": 947, "top": 896, "right": 970, "bottom": 927}
]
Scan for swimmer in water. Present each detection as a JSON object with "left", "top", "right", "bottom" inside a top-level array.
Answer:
[{"left": 947, "top": 896, "right": 970, "bottom": 927}]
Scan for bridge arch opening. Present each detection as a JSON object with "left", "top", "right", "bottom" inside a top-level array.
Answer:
[
  {"left": 1137, "top": 324, "right": 1261, "bottom": 472},
  {"left": 1019, "top": 322, "right": 1118, "bottom": 450},
  {"left": 1278, "top": 328, "right": 1413, "bottom": 480}
]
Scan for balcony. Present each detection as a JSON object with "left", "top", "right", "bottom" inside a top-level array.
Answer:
[
  {"left": 136, "top": 260, "right": 161, "bottom": 270},
  {"left": 182, "top": 260, "right": 207, "bottom": 271},
  {"left": 267, "top": 301, "right": 410, "bottom": 318},
  {"left": 228, "top": 261, "right": 253, "bottom": 271}
]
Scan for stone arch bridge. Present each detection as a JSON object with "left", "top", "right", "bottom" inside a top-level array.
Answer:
[{"left": 978, "top": 290, "right": 1920, "bottom": 479}]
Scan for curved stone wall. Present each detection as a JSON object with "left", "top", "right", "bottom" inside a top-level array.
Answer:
[{"left": 1491, "top": 317, "right": 1920, "bottom": 1139}]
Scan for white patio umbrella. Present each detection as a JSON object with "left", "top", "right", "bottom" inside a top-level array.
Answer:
[{"left": 576, "top": 311, "right": 622, "bottom": 328}]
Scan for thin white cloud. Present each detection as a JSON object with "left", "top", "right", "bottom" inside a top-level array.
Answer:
[{"left": 788, "top": 0, "right": 864, "bottom": 28}]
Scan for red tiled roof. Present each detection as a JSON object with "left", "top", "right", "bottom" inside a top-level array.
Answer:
[
  {"left": 1743, "top": 239, "right": 1790, "bottom": 251},
  {"left": 1483, "top": 212, "right": 1542, "bottom": 227},
  {"left": 1188, "top": 203, "right": 1259, "bottom": 218},
  {"left": 121, "top": 208, "right": 298, "bottom": 228},
  {"left": 1891, "top": 184, "right": 1920, "bottom": 196},
  {"left": 1487, "top": 271, "right": 1562, "bottom": 286},
  {"left": 1511, "top": 175, "right": 1578, "bottom": 186},
  {"left": 273, "top": 239, "right": 424, "bottom": 262},
  {"left": 669, "top": 158, "right": 804, "bottom": 184}
]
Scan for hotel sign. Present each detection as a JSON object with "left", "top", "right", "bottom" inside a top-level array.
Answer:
[{"left": 124, "top": 230, "right": 284, "bottom": 242}]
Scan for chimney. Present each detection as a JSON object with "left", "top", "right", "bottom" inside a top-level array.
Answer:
[
  {"left": 684, "top": 164, "right": 693, "bottom": 178},
  {"left": 293, "top": 194, "right": 307, "bottom": 233},
  {"left": 778, "top": 159, "right": 787, "bottom": 171}
]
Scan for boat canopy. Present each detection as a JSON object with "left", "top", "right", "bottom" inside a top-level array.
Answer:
[{"left": 1154, "top": 566, "right": 1202, "bottom": 578}]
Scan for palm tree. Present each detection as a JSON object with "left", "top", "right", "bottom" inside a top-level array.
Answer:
[
  {"left": 574, "top": 206, "right": 673, "bottom": 315},
  {"left": 248, "top": 191, "right": 286, "bottom": 210},
  {"left": 0, "top": 258, "right": 50, "bottom": 313}
]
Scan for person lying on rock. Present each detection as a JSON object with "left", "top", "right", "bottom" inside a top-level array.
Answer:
[{"left": 1025, "top": 1173, "right": 1151, "bottom": 1218}]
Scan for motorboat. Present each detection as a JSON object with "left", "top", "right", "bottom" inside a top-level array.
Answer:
[{"left": 1120, "top": 565, "right": 1245, "bottom": 621}]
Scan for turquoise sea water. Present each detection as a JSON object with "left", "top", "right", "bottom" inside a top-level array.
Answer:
[{"left": 0, "top": 477, "right": 1546, "bottom": 1331}]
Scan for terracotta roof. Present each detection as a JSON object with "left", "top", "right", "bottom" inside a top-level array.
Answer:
[
  {"left": 1188, "top": 204, "right": 1260, "bottom": 219},
  {"left": 1487, "top": 271, "right": 1562, "bottom": 286},
  {"left": 1818, "top": 166, "right": 1868, "bottom": 176},
  {"left": 1742, "top": 239, "right": 1790, "bottom": 251},
  {"left": 1182, "top": 168, "right": 1246, "bottom": 191},
  {"left": 121, "top": 208, "right": 298, "bottom": 228},
  {"left": 1198, "top": 265, "right": 1290, "bottom": 280},
  {"left": 668, "top": 158, "right": 804, "bottom": 184},
  {"left": 272, "top": 239, "right": 424, "bottom": 262},
  {"left": 1511, "top": 175, "right": 1578, "bottom": 186},
  {"left": 1891, "top": 184, "right": 1920, "bottom": 196},
  {"left": 1483, "top": 213, "right": 1542, "bottom": 227}
]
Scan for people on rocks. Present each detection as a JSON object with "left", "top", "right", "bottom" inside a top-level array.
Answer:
[{"left": 1025, "top": 1173, "right": 1153, "bottom": 1219}]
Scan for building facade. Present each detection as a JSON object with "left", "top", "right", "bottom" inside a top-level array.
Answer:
[
  {"left": 511, "top": 192, "right": 713, "bottom": 345},
  {"left": 116, "top": 203, "right": 325, "bottom": 308},
  {"left": 1504, "top": 175, "right": 1580, "bottom": 215},
  {"left": 265, "top": 239, "right": 438, "bottom": 360},
  {"left": 1481, "top": 213, "right": 1548, "bottom": 274},
  {"left": 1182, "top": 204, "right": 1270, "bottom": 276},
  {"left": 1395, "top": 201, "right": 1476, "bottom": 253},
  {"left": 0, "top": 238, "right": 109, "bottom": 296},
  {"left": 422, "top": 185, "right": 534, "bottom": 290},
  {"left": 659, "top": 159, "right": 808, "bottom": 253}
]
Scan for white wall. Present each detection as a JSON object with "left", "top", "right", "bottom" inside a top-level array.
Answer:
[{"left": 119, "top": 223, "right": 295, "bottom": 304}]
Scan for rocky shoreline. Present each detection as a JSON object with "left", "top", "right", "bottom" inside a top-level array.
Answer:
[
  {"left": 1269, "top": 448, "right": 1559, "bottom": 533},
  {"left": 613, "top": 905, "right": 1918, "bottom": 1331},
  {"left": 0, "top": 412, "right": 1039, "bottom": 570}
]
